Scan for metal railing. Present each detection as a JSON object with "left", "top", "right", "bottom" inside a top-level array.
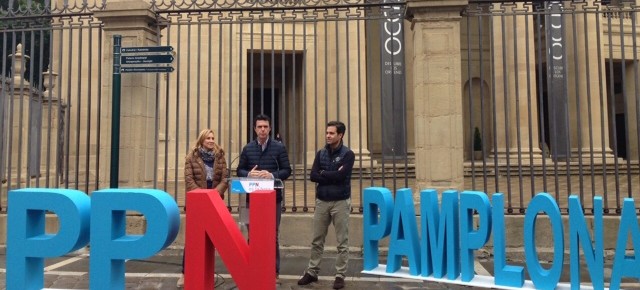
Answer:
[
  {"left": 0, "top": 0, "right": 411, "bottom": 213},
  {"left": 3, "top": 0, "right": 640, "bottom": 215},
  {"left": 462, "top": 0, "right": 640, "bottom": 214}
]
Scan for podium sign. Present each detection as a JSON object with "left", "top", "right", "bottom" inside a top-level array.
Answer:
[
  {"left": 230, "top": 179, "right": 275, "bottom": 194},
  {"left": 228, "top": 177, "right": 281, "bottom": 226}
]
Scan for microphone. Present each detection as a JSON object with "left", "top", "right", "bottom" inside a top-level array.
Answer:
[
  {"left": 270, "top": 155, "right": 280, "bottom": 180},
  {"left": 225, "top": 153, "right": 242, "bottom": 209},
  {"left": 228, "top": 154, "right": 241, "bottom": 177},
  {"left": 270, "top": 154, "right": 285, "bottom": 212},
  {"left": 227, "top": 152, "right": 250, "bottom": 217}
]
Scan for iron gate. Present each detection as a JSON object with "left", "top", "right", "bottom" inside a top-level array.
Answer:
[
  {"left": 0, "top": 0, "right": 410, "bottom": 213},
  {"left": 462, "top": 0, "right": 640, "bottom": 214},
  {"left": 4, "top": 0, "right": 640, "bottom": 215}
]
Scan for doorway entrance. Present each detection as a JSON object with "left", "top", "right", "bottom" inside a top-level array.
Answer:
[
  {"left": 246, "top": 50, "right": 304, "bottom": 160},
  {"left": 247, "top": 88, "right": 280, "bottom": 141}
]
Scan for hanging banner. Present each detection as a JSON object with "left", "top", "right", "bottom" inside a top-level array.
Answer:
[
  {"left": 380, "top": 1, "right": 407, "bottom": 158},
  {"left": 546, "top": 1, "right": 569, "bottom": 160}
]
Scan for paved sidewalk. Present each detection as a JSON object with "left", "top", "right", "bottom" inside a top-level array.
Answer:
[
  {"left": 0, "top": 245, "right": 472, "bottom": 290},
  {"left": 1, "top": 245, "right": 638, "bottom": 289}
]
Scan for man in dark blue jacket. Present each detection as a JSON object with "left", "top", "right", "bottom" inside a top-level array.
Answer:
[
  {"left": 236, "top": 114, "right": 291, "bottom": 279},
  {"left": 297, "top": 121, "right": 355, "bottom": 290}
]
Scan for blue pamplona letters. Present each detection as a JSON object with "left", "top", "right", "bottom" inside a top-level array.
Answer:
[{"left": 362, "top": 187, "right": 640, "bottom": 290}]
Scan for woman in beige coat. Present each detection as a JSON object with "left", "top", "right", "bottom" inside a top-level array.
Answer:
[
  {"left": 178, "top": 128, "right": 228, "bottom": 287},
  {"left": 184, "top": 129, "right": 228, "bottom": 195}
]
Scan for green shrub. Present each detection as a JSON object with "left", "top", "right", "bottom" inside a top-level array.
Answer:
[{"left": 473, "top": 127, "right": 482, "bottom": 151}]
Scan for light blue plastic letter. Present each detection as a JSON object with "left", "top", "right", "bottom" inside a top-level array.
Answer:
[
  {"left": 610, "top": 198, "right": 640, "bottom": 289},
  {"left": 90, "top": 188, "right": 180, "bottom": 290},
  {"left": 386, "top": 188, "right": 421, "bottom": 275},
  {"left": 419, "top": 189, "right": 436, "bottom": 277},
  {"left": 569, "top": 195, "right": 603, "bottom": 290},
  {"left": 459, "top": 191, "right": 491, "bottom": 282},
  {"left": 492, "top": 193, "right": 524, "bottom": 287},
  {"left": 7, "top": 188, "right": 90, "bottom": 290},
  {"left": 421, "top": 189, "right": 459, "bottom": 279},
  {"left": 363, "top": 187, "right": 394, "bottom": 271},
  {"left": 524, "top": 193, "right": 564, "bottom": 290}
]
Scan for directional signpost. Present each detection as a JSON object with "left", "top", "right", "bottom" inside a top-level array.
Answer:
[
  {"left": 121, "top": 55, "right": 174, "bottom": 65},
  {"left": 121, "top": 66, "right": 175, "bottom": 73},
  {"left": 120, "top": 45, "right": 174, "bottom": 74},
  {"left": 121, "top": 46, "right": 173, "bottom": 53},
  {"left": 111, "top": 35, "right": 176, "bottom": 188}
]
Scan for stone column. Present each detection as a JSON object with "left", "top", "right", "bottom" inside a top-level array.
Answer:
[
  {"left": 339, "top": 19, "right": 372, "bottom": 167},
  {"left": 8, "top": 44, "right": 32, "bottom": 185},
  {"left": 94, "top": 0, "right": 165, "bottom": 188},
  {"left": 565, "top": 0, "right": 612, "bottom": 161},
  {"left": 490, "top": 3, "right": 542, "bottom": 163},
  {"left": 406, "top": 0, "right": 467, "bottom": 195},
  {"left": 40, "top": 67, "right": 64, "bottom": 179},
  {"left": 0, "top": 77, "right": 6, "bottom": 183},
  {"left": 624, "top": 62, "right": 639, "bottom": 161},
  {"left": 307, "top": 19, "right": 373, "bottom": 167}
]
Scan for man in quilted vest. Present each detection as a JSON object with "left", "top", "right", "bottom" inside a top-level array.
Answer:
[
  {"left": 236, "top": 114, "right": 292, "bottom": 281},
  {"left": 297, "top": 120, "right": 355, "bottom": 290}
]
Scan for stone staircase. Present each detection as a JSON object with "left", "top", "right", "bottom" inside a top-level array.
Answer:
[
  {"left": 464, "top": 159, "right": 640, "bottom": 177},
  {"left": 289, "top": 161, "right": 416, "bottom": 179}
]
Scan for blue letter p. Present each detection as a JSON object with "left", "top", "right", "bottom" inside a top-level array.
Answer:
[
  {"left": 7, "top": 188, "right": 90, "bottom": 290},
  {"left": 89, "top": 188, "right": 180, "bottom": 290}
]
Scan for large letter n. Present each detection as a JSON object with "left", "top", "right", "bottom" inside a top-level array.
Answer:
[{"left": 185, "top": 189, "right": 275, "bottom": 290}]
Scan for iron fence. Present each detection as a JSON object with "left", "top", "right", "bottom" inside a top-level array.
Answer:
[
  {"left": 2, "top": 0, "right": 640, "bottom": 215},
  {"left": 0, "top": 0, "right": 411, "bottom": 213},
  {"left": 463, "top": 0, "right": 640, "bottom": 214}
]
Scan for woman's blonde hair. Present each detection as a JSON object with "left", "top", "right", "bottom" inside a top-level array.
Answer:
[{"left": 193, "top": 128, "right": 221, "bottom": 153}]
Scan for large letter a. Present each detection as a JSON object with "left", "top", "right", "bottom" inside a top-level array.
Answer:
[{"left": 184, "top": 189, "right": 275, "bottom": 290}]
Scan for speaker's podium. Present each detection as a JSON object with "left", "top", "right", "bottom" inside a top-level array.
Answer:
[{"left": 229, "top": 177, "right": 283, "bottom": 228}]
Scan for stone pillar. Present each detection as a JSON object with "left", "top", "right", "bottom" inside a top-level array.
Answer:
[
  {"left": 40, "top": 67, "right": 64, "bottom": 178},
  {"left": 565, "top": 0, "right": 612, "bottom": 161},
  {"left": 339, "top": 20, "right": 372, "bottom": 167},
  {"left": 306, "top": 19, "right": 373, "bottom": 167},
  {"left": 8, "top": 44, "right": 32, "bottom": 185},
  {"left": 490, "top": 3, "right": 542, "bottom": 163},
  {"left": 94, "top": 0, "right": 165, "bottom": 188},
  {"left": 624, "top": 62, "right": 639, "bottom": 161},
  {"left": 0, "top": 77, "right": 6, "bottom": 183},
  {"left": 407, "top": 0, "right": 467, "bottom": 194}
]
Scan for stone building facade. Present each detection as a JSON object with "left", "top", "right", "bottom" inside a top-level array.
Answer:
[{"left": 2, "top": 0, "right": 640, "bottom": 211}]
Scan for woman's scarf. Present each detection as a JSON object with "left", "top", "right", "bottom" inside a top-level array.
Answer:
[
  {"left": 198, "top": 147, "right": 215, "bottom": 162},
  {"left": 199, "top": 147, "right": 216, "bottom": 181}
]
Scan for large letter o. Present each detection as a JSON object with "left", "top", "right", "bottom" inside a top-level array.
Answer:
[{"left": 524, "top": 193, "right": 564, "bottom": 289}]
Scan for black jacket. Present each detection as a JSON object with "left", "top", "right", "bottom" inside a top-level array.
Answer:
[
  {"left": 310, "top": 142, "right": 355, "bottom": 201},
  {"left": 236, "top": 138, "right": 292, "bottom": 202}
]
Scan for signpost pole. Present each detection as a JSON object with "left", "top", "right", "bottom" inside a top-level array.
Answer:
[{"left": 110, "top": 35, "right": 122, "bottom": 188}]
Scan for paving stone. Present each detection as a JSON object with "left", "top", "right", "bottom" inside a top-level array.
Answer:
[{"left": 2, "top": 246, "right": 638, "bottom": 289}]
